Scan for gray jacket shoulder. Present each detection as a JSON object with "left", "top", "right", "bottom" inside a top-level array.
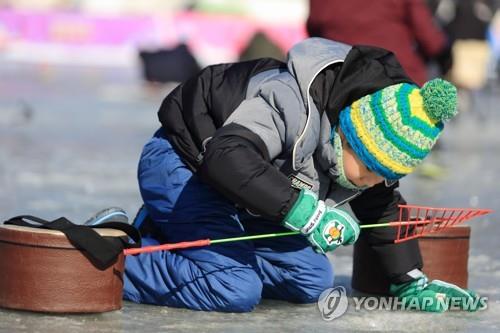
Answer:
[
  {"left": 224, "top": 69, "right": 308, "bottom": 160},
  {"left": 253, "top": 71, "right": 308, "bottom": 152}
]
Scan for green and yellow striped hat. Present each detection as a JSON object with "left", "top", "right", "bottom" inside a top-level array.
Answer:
[{"left": 338, "top": 78, "right": 458, "bottom": 180}]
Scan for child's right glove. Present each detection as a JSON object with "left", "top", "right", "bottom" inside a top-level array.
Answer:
[{"left": 283, "top": 189, "right": 360, "bottom": 253}]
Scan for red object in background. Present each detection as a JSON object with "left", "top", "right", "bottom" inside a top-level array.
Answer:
[{"left": 307, "top": 0, "right": 448, "bottom": 86}]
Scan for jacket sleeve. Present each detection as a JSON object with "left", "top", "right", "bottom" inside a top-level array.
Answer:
[
  {"left": 407, "top": 0, "right": 448, "bottom": 57},
  {"left": 349, "top": 181, "right": 423, "bottom": 283},
  {"left": 198, "top": 95, "right": 300, "bottom": 221}
]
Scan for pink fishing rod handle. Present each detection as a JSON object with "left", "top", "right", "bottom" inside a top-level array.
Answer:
[{"left": 124, "top": 239, "right": 211, "bottom": 255}]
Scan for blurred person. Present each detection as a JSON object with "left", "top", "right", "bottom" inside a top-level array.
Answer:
[
  {"left": 431, "top": 0, "right": 496, "bottom": 41},
  {"left": 124, "top": 37, "right": 482, "bottom": 313},
  {"left": 431, "top": 0, "right": 496, "bottom": 102},
  {"left": 307, "top": 0, "right": 452, "bottom": 86},
  {"left": 138, "top": 43, "right": 201, "bottom": 84},
  {"left": 239, "top": 31, "right": 286, "bottom": 62},
  {"left": 489, "top": 5, "right": 500, "bottom": 79}
]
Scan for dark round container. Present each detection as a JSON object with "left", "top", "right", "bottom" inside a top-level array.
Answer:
[{"left": 352, "top": 226, "right": 470, "bottom": 294}]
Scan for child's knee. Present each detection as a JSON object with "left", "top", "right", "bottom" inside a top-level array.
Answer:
[
  {"left": 212, "top": 268, "right": 263, "bottom": 312},
  {"left": 281, "top": 259, "right": 334, "bottom": 304},
  {"left": 294, "top": 266, "right": 334, "bottom": 303},
  {"left": 124, "top": 257, "right": 263, "bottom": 312}
]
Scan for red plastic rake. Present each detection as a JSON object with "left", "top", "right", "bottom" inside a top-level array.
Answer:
[
  {"left": 123, "top": 205, "right": 492, "bottom": 255},
  {"left": 389, "top": 205, "right": 492, "bottom": 243}
]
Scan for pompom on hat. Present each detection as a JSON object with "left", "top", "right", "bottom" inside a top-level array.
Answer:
[{"left": 338, "top": 78, "right": 458, "bottom": 180}]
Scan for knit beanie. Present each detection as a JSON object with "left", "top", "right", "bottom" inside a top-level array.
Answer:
[{"left": 338, "top": 78, "right": 458, "bottom": 180}]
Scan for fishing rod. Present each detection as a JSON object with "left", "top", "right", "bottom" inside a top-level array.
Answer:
[{"left": 124, "top": 204, "right": 493, "bottom": 256}]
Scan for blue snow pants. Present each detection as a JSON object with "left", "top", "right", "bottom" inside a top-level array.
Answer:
[{"left": 123, "top": 129, "right": 334, "bottom": 312}]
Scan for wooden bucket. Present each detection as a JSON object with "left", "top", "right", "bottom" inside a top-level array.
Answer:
[{"left": 0, "top": 224, "right": 126, "bottom": 313}]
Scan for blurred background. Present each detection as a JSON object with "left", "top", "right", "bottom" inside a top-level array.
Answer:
[
  {"left": 1, "top": 0, "right": 499, "bottom": 219},
  {"left": 0, "top": 0, "right": 309, "bottom": 221},
  {"left": 1, "top": 1, "right": 500, "bottom": 330}
]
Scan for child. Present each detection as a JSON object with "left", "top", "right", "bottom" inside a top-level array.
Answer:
[{"left": 124, "top": 37, "right": 480, "bottom": 313}]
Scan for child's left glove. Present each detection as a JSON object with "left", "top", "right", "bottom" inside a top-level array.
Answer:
[
  {"left": 390, "top": 275, "right": 485, "bottom": 312},
  {"left": 283, "top": 189, "right": 360, "bottom": 253}
]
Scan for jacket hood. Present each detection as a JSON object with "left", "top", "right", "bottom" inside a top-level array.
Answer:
[
  {"left": 286, "top": 37, "right": 352, "bottom": 110},
  {"left": 287, "top": 38, "right": 414, "bottom": 126}
]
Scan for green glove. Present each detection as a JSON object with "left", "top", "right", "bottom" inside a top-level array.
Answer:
[
  {"left": 390, "top": 275, "right": 485, "bottom": 312},
  {"left": 283, "top": 189, "right": 360, "bottom": 253}
]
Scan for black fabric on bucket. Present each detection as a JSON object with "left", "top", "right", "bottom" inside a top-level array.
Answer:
[{"left": 3, "top": 215, "right": 141, "bottom": 269}]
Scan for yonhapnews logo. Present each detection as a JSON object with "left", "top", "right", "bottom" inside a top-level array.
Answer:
[
  {"left": 317, "top": 286, "right": 348, "bottom": 320},
  {"left": 317, "top": 286, "right": 488, "bottom": 320}
]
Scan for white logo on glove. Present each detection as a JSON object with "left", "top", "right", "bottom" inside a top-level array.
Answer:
[{"left": 323, "top": 220, "right": 344, "bottom": 246}]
